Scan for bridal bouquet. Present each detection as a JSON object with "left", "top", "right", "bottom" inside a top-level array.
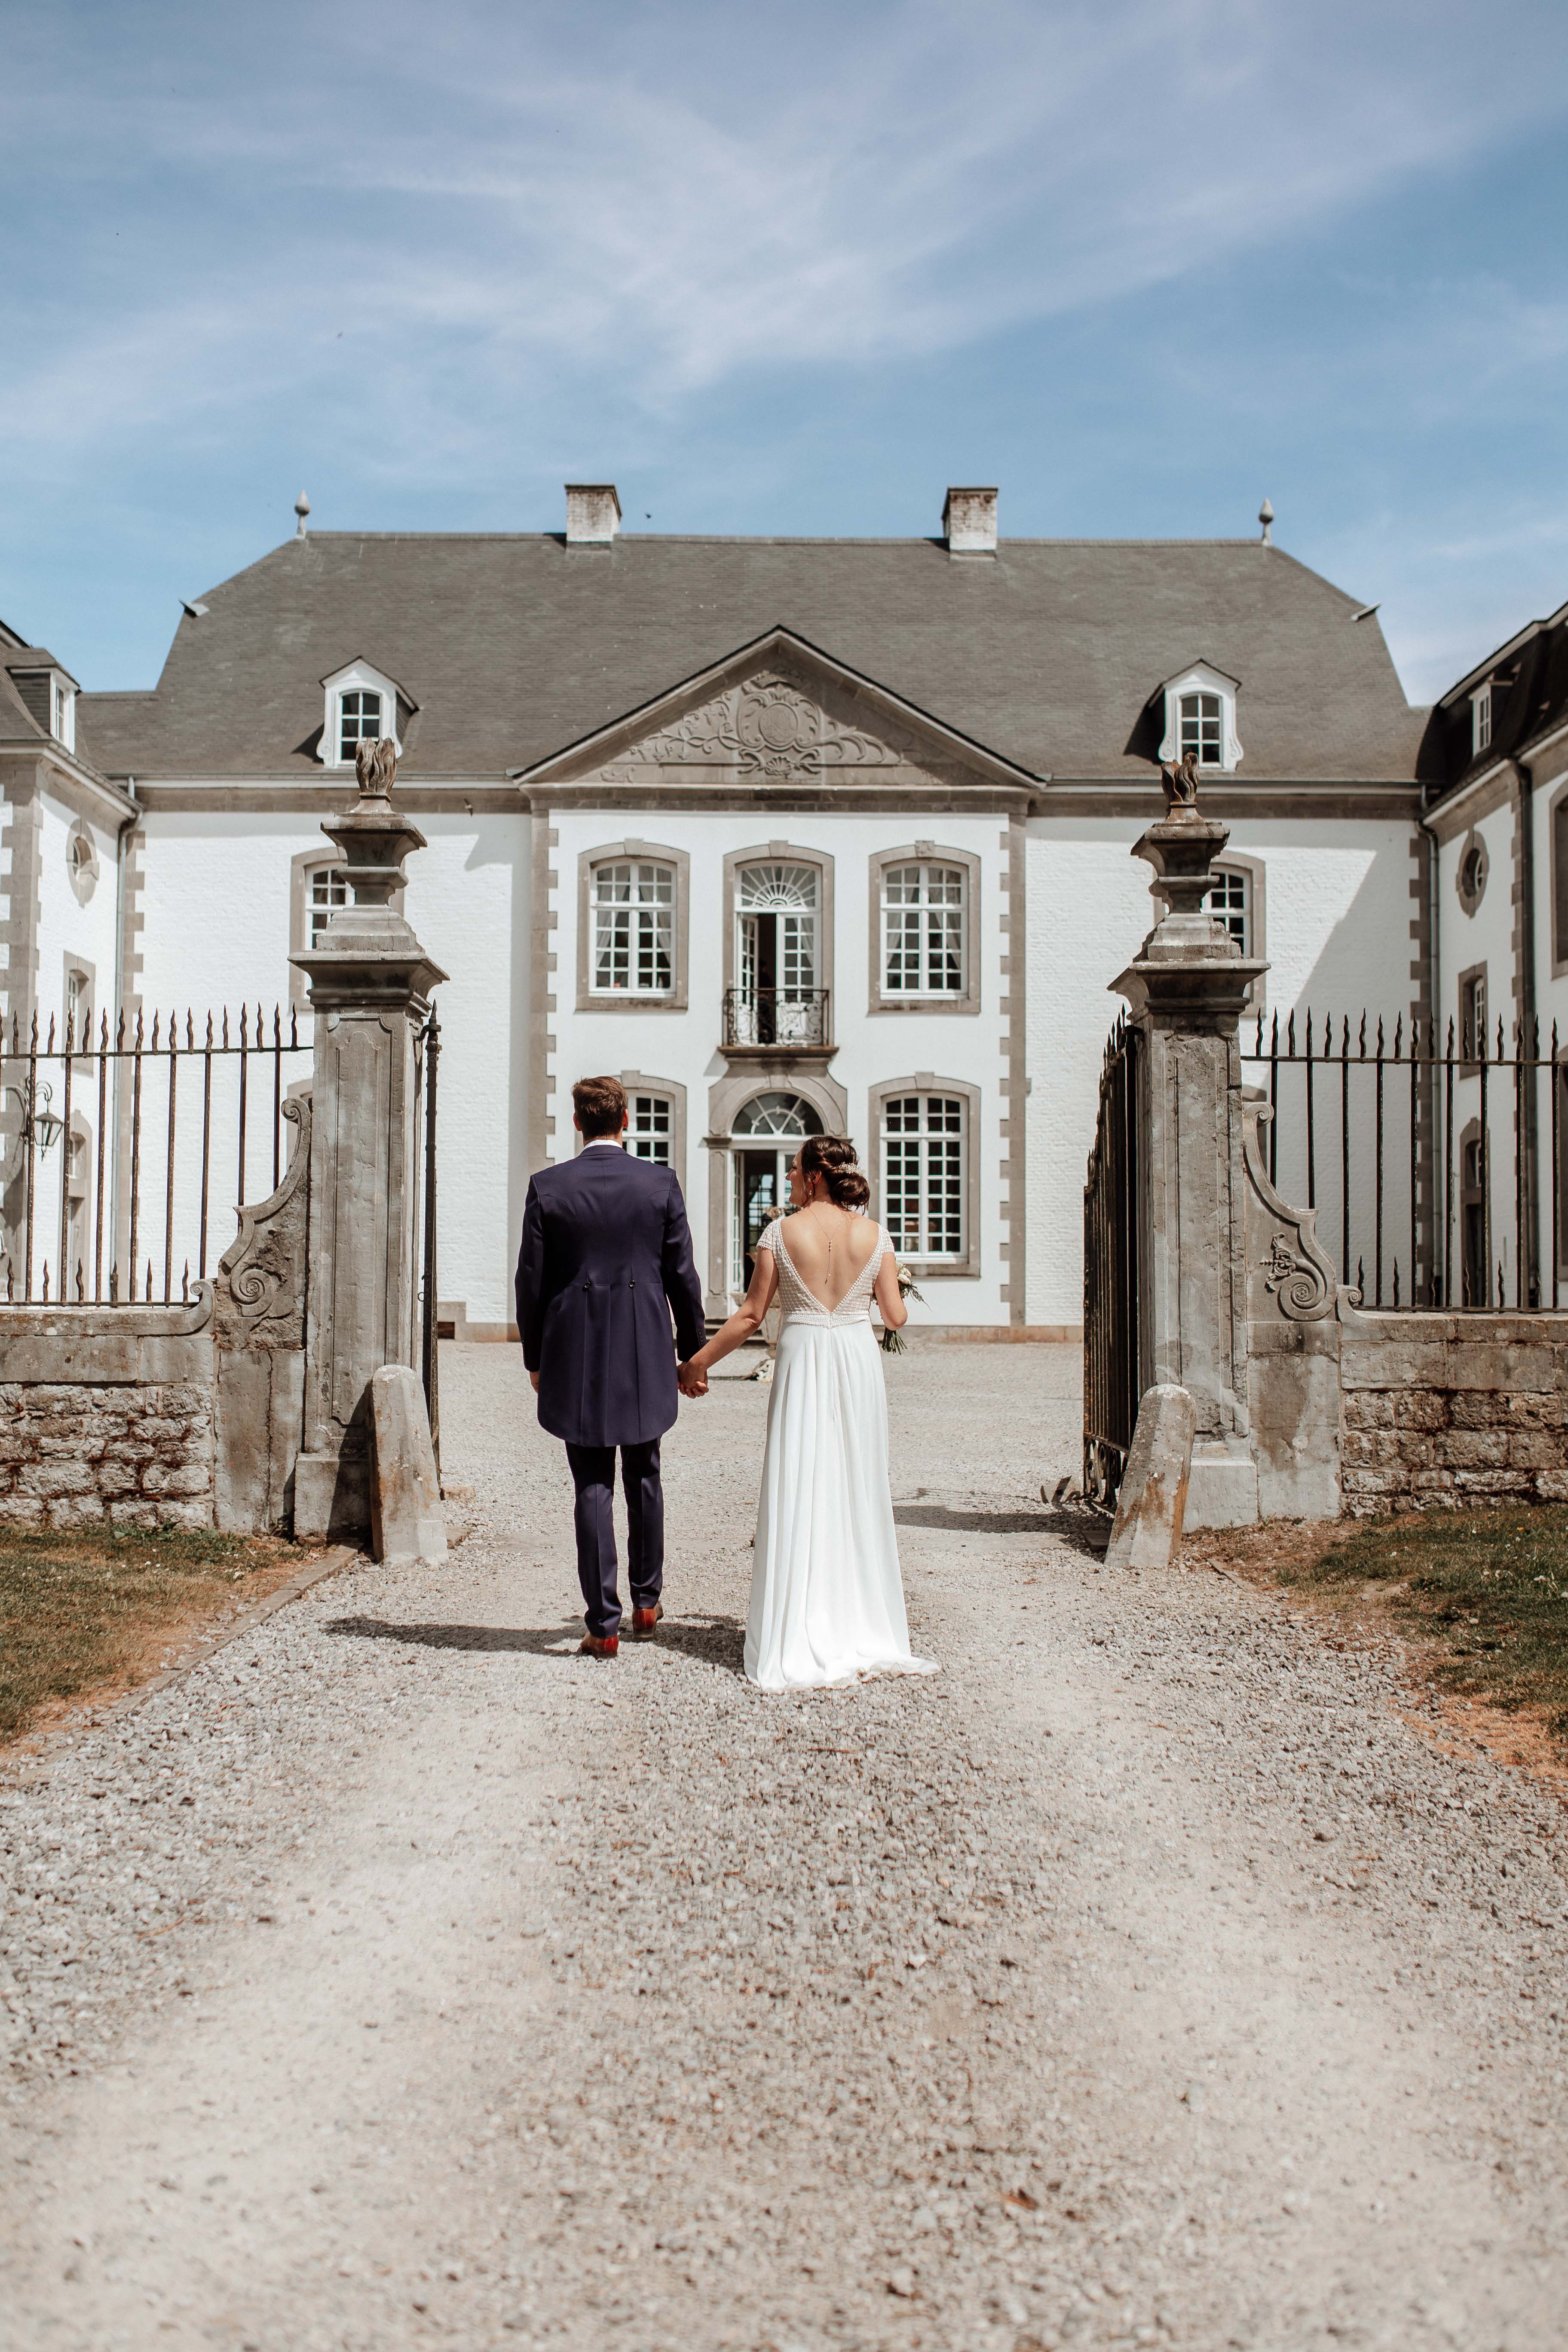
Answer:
[{"left": 879, "top": 1262, "right": 925, "bottom": 1354}]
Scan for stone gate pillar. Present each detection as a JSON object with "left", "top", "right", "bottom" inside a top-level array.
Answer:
[
  {"left": 290, "top": 742, "right": 447, "bottom": 1540},
  {"left": 1113, "top": 800, "right": 1267, "bottom": 1528}
]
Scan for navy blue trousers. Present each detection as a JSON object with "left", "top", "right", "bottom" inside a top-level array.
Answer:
[{"left": 564, "top": 1437, "right": 663, "bottom": 1639}]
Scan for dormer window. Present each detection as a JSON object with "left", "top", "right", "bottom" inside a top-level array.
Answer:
[
  {"left": 1156, "top": 662, "right": 1243, "bottom": 772},
  {"left": 1472, "top": 684, "right": 1492, "bottom": 758},
  {"left": 1179, "top": 692, "right": 1222, "bottom": 766},
  {"left": 317, "top": 658, "right": 413, "bottom": 766},
  {"left": 4, "top": 656, "right": 79, "bottom": 752},
  {"left": 338, "top": 689, "right": 383, "bottom": 763}
]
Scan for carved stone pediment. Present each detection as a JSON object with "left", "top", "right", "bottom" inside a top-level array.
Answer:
[{"left": 596, "top": 664, "right": 962, "bottom": 787}]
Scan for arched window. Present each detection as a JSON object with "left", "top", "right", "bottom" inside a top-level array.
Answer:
[
  {"left": 732, "top": 1091, "right": 822, "bottom": 1139},
  {"left": 730, "top": 1092, "right": 823, "bottom": 1292},
  {"left": 309, "top": 865, "right": 349, "bottom": 950},
  {"left": 592, "top": 860, "right": 675, "bottom": 995},
  {"left": 1179, "top": 691, "right": 1222, "bottom": 766},
  {"left": 732, "top": 864, "right": 822, "bottom": 1044},
  {"left": 338, "top": 688, "right": 383, "bottom": 763}
]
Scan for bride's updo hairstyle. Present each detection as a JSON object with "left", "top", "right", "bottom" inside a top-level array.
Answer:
[{"left": 799, "top": 1134, "right": 871, "bottom": 1210}]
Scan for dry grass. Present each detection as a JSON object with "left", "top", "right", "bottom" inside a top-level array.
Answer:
[
  {"left": 1188, "top": 1504, "right": 1568, "bottom": 1770},
  {"left": 0, "top": 1525, "right": 312, "bottom": 1744}
]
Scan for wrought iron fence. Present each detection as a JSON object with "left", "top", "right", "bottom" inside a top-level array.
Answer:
[
  {"left": 1083, "top": 1014, "right": 1143, "bottom": 1506},
  {"left": 0, "top": 1005, "right": 311, "bottom": 1306},
  {"left": 1244, "top": 1008, "right": 1566, "bottom": 1312},
  {"left": 722, "top": 987, "right": 830, "bottom": 1048}
]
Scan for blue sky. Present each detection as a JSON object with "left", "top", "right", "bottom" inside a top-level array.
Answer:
[{"left": 4, "top": 0, "right": 1568, "bottom": 706}]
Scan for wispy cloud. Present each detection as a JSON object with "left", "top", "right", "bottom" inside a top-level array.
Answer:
[{"left": 5, "top": 0, "right": 1567, "bottom": 454}]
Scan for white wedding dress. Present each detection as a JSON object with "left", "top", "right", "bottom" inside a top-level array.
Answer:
[{"left": 744, "top": 1215, "right": 939, "bottom": 1692}]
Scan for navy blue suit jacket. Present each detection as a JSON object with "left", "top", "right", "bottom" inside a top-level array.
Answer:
[{"left": 514, "top": 1145, "right": 707, "bottom": 1449}]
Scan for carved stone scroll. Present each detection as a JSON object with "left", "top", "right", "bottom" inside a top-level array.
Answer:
[
  {"left": 212, "top": 1092, "right": 312, "bottom": 1535},
  {"left": 214, "top": 1094, "right": 312, "bottom": 1351},
  {"left": 1240, "top": 1095, "right": 1353, "bottom": 1323}
]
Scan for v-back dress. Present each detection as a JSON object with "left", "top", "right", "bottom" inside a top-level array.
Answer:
[{"left": 744, "top": 1214, "right": 938, "bottom": 1692}]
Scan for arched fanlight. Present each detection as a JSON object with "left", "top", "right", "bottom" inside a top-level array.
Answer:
[{"left": 732, "top": 1091, "right": 823, "bottom": 1140}]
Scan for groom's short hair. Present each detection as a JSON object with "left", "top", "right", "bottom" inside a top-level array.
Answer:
[{"left": 573, "top": 1074, "right": 628, "bottom": 1139}]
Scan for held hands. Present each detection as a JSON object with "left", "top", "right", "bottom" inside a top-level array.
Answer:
[{"left": 678, "top": 1360, "right": 709, "bottom": 1399}]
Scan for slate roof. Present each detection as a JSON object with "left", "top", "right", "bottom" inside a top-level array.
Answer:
[
  {"left": 1424, "top": 596, "right": 1568, "bottom": 806},
  {"left": 77, "top": 532, "right": 1425, "bottom": 786}
]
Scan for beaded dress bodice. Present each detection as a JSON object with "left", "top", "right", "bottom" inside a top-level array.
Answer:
[{"left": 761, "top": 1214, "right": 888, "bottom": 1329}]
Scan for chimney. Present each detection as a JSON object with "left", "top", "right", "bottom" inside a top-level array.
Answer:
[
  {"left": 566, "top": 483, "right": 622, "bottom": 545},
  {"left": 943, "top": 486, "right": 997, "bottom": 557}
]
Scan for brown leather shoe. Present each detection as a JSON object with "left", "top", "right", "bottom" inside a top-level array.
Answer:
[
  {"left": 630, "top": 1602, "right": 664, "bottom": 1640},
  {"left": 578, "top": 1632, "right": 619, "bottom": 1658}
]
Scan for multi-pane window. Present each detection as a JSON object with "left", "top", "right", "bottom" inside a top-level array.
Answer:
[
  {"left": 1179, "top": 691, "right": 1222, "bottom": 765},
  {"left": 1206, "top": 867, "right": 1249, "bottom": 953},
  {"left": 593, "top": 861, "right": 674, "bottom": 995},
  {"left": 882, "top": 864, "right": 965, "bottom": 995},
  {"left": 309, "top": 865, "right": 349, "bottom": 949},
  {"left": 1473, "top": 686, "right": 1492, "bottom": 757},
  {"left": 1462, "top": 968, "right": 1488, "bottom": 1059},
  {"left": 882, "top": 1094, "right": 965, "bottom": 1261},
  {"left": 338, "top": 689, "right": 383, "bottom": 763},
  {"left": 65, "top": 967, "right": 91, "bottom": 1044},
  {"left": 628, "top": 1093, "right": 673, "bottom": 1166}
]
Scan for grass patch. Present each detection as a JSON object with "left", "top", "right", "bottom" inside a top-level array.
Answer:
[
  {"left": 0, "top": 1525, "right": 311, "bottom": 1743},
  {"left": 1277, "top": 1506, "right": 1568, "bottom": 1747}
]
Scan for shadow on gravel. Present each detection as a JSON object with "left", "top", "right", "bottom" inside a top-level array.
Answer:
[
  {"left": 322, "top": 1615, "right": 582, "bottom": 1655},
  {"left": 649, "top": 1615, "right": 747, "bottom": 1676},
  {"left": 894, "top": 1503, "right": 1109, "bottom": 1559}
]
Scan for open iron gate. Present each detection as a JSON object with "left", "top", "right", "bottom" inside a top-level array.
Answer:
[
  {"left": 1083, "top": 1014, "right": 1143, "bottom": 1509},
  {"left": 419, "top": 1006, "right": 441, "bottom": 1473}
]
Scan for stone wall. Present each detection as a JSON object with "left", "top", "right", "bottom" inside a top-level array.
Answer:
[
  {"left": 0, "top": 1297, "right": 216, "bottom": 1531},
  {"left": 1339, "top": 1315, "right": 1568, "bottom": 1516}
]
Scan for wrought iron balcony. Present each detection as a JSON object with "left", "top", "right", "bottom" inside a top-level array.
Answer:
[{"left": 723, "top": 987, "right": 831, "bottom": 1050}]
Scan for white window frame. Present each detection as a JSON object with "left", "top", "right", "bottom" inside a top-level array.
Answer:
[
  {"left": 1156, "top": 662, "right": 1243, "bottom": 772},
  {"left": 1472, "top": 684, "right": 1493, "bottom": 758},
  {"left": 65, "top": 820, "right": 99, "bottom": 906},
  {"left": 576, "top": 841, "right": 690, "bottom": 1011},
  {"left": 871, "top": 846, "right": 980, "bottom": 1012},
  {"left": 869, "top": 1074, "right": 982, "bottom": 1278},
  {"left": 590, "top": 859, "right": 677, "bottom": 998},
  {"left": 317, "top": 658, "right": 405, "bottom": 766}
]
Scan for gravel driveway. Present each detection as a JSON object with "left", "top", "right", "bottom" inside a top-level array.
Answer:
[{"left": 2, "top": 1339, "right": 1567, "bottom": 2352}]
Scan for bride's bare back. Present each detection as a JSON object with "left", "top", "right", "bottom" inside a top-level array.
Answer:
[{"left": 779, "top": 1204, "right": 882, "bottom": 1313}]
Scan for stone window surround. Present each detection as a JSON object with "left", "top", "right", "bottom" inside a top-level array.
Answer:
[
  {"left": 701, "top": 1062, "right": 849, "bottom": 1311},
  {"left": 569, "top": 1070, "right": 689, "bottom": 1199},
  {"left": 576, "top": 839, "right": 691, "bottom": 1013},
  {"left": 65, "top": 818, "right": 99, "bottom": 906},
  {"left": 289, "top": 848, "right": 404, "bottom": 1010},
  {"left": 1208, "top": 851, "right": 1266, "bottom": 1009},
  {"left": 867, "top": 841, "right": 981, "bottom": 1014},
  {"left": 1455, "top": 825, "right": 1488, "bottom": 917},
  {"left": 867, "top": 1070, "right": 983, "bottom": 1280},
  {"left": 721, "top": 841, "right": 835, "bottom": 1008}
]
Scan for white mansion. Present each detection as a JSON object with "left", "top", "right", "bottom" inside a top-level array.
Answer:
[{"left": 12, "top": 479, "right": 1541, "bottom": 1339}]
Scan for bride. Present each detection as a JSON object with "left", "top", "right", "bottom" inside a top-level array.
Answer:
[{"left": 680, "top": 1134, "right": 938, "bottom": 1692}]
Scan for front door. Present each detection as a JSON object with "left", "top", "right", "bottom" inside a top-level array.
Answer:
[{"left": 736, "top": 1150, "right": 788, "bottom": 1293}]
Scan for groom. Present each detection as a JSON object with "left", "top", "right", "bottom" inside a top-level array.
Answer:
[{"left": 515, "top": 1075, "right": 707, "bottom": 1657}]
